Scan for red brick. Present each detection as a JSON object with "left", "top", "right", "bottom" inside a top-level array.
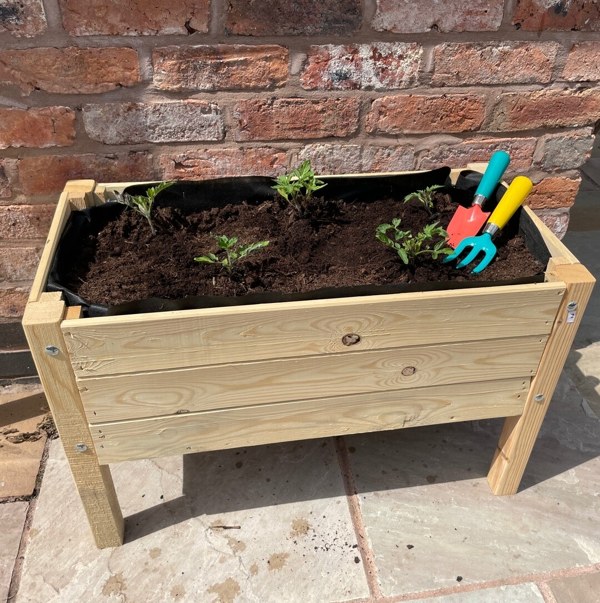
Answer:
[
  {"left": 490, "top": 89, "right": 600, "bottom": 131},
  {"left": 0, "top": 205, "right": 54, "bottom": 239},
  {"left": 301, "top": 43, "right": 422, "bottom": 91},
  {"left": 18, "top": 153, "right": 155, "bottom": 196},
  {"left": 533, "top": 208, "right": 570, "bottom": 239},
  {"left": 234, "top": 98, "right": 360, "bottom": 142},
  {"left": 432, "top": 42, "right": 558, "bottom": 86},
  {"left": 373, "top": 0, "right": 503, "bottom": 33},
  {"left": 153, "top": 45, "right": 288, "bottom": 92},
  {"left": 298, "top": 144, "right": 362, "bottom": 174},
  {"left": 0, "top": 0, "right": 46, "bottom": 37},
  {"left": 367, "top": 94, "right": 485, "bottom": 135},
  {"left": 0, "top": 108, "right": 75, "bottom": 150},
  {"left": 59, "top": 0, "right": 209, "bottom": 35},
  {"left": 527, "top": 177, "right": 581, "bottom": 209},
  {"left": 0, "top": 287, "right": 28, "bottom": 318},
  {"left": 562, "top": 42, "right": 600, "bottom": 81},
  {"left": 417, "top": 138, "right": 536, "bottom": 171},
  {"left": 0, "top": 47, "right": 140, "bottom": 95},
  {"left": 0, "top": 247, "right": 42, "bottom": 281},
  {"left": 513, "top": 0, "right": 600, "bottom": 31},
  {"left": 362, "top": 146, "right": 415, "bottom": 172},
  {"left": 159, "top": 148, "right": 289, "bottom": 180},
  {"left": 226, "top": 0, "right": 361, "bottom": 35},
  {"left": 534, "top": 129, "right": 595, "bottom": 171},
  {"left": 83, "top": 101, "right": 224, "bottom": 144}
]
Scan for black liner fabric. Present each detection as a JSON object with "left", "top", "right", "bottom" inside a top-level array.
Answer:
[{"left": 47, "top": 168, "right": 548, "bottom": 317}]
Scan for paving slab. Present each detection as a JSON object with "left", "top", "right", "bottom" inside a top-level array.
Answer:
[
  {"left": 420, "top": 582, "right": 545, "bottom": 602},
  {"left": 15, "top": 438, "right": 369, "bottom": 603},
  {"left": 0, "top": 501, "right": 28, "bottom": 602},
  {"left": 346, "top": 373, "right": 600, "bottom": 598},
  {"left": 0, "top": 386, "right": 48, "bottom": 498},
  {"left": 547, "top": 569, "right": 600, "bottom": 603}
]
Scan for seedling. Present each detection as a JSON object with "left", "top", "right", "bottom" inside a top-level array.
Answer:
[
  {"left": 376, "top": 218, "right": 453, "bottom": 265},
  {"left": 403, "top": 185, "right": 444, "bottom": 214},
  {"left": 272, "top": 160, "right": 327, "bottom": 217},
  {"left": 195, "top": 235, "right": 270, "bottom": 274},
  {"left": 113, "top": 181, "right": 174, "bottom": 235}
]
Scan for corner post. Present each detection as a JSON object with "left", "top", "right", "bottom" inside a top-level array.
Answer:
[
  {"left": 22, "top": 294, "right": 124, "bottom": 547},
  {"left": 488, "top": 260, "right": 595, "bottom": 495}
]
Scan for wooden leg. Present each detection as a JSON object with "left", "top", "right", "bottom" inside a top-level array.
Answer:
[
  {"left": 23, "top": 294, "right": 124, "bottom": 548},
  {"left": 488, "top": 262, "right": 595, "bottom": 495}
]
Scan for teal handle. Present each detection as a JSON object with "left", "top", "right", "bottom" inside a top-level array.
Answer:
[{"left": 475, "top": 150, "right": 510, "bottom": 200}]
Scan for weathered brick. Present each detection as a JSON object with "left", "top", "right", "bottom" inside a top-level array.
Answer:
[
  {"left": 534, "top": 129, "right": 595, "bottom": 171},
  {"left": 373, "top": 0, "right": 503, "bottom": 33},
  {"left": 362, "top": 146, "right": 415, "bottom": 172},
  {"left": 83, "top": 102, "right": 224, "bottom": 145},
  {"left": 533, "top": 208, "right": 570, "bottom": 239},
  {"left": 234, "top": 98, "right": 360, "bottom": 142},
  {"left": 59, "top": 0, "right": 209, "bottom": 35},
  {"left": 0, "top": 205, "right": 54, "bottom": 239},
  {"left": 18, "top": 152, "right": 155, "bottom": 196},
  {"left": 226, "top": 0, "right": 361, "bottom": 35},
  {"left": 153, "top": 45, "right": 288, "bottom": 92},
  {"left": 159, "top": 148, "right": 289, "bottom": 180},
  {"left": 0, "top": 287, "right": 28, "bottom": 318},
  {"left": 0, "top": 47, "right": 140, "bottom": 95},
  {"left": 0, "top": 108, "right": 75, "bottom": 150},
  {"left": 0, "top": 0, "right": 46, "bottom": 37},
  {"left": 527, "top": 177, "right": 581, "bottom": 209},
  {"left": 490, "top": 89, "right": 600, "bottom": 131},
  {"left": 301, "top": 43, "right": 422, "bottom": 91},
  {"left": 367, "top": 95, "right": 486, "bottom": 135},
  {"left": 298, "top": 144, "right": 362, "bottom": 174},
  {"left": 417, "top": 137, "right": 536, "bottom": 171},
  {"left": 513, "top": 0, "right": 600, "bottom": 31},
  {"left": 0, "top": 247, "right": 42, "bottom": 281},
  {"left": 562, "top": 42, "right": 600, "bottom": 81},
  {"left": 432, "top": 42, "right": 558, "bottom": 86},
  {"left": 0, "top": 160, "right": 13, "bottom": 199}
]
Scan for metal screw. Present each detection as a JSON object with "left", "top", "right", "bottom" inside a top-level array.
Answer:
[
  {"left": 402, "top": 366, "right": 417, "bottom": 376},
  {"left": 45, "top": 345, "right": 60, "bottom": 356},
  {"left": 534, "top": 394, "right": 545, "bottom": 403},
  {"left": 567, "top": 301, "right": 578, "bottom": 311},
  {"left": 75, "top": 443, "right": 88, "bottom": 453},
  {"left": 342, "top": 333, "right": 361, "bottom": 346}
]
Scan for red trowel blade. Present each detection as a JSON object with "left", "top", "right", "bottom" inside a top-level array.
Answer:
[{"left": 446, "top": 204, "right": 491, "bottom": 248}]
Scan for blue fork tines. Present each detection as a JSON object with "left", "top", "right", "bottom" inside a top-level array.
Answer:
[{"left": 443, "top": 233, "right": 496, "bottom": 274}]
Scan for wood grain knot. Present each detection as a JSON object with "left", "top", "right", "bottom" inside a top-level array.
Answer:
[
  {"left": 342, "top": 333, "right": 361, "bottom": 346},
  {"left": 401, "top": 366, "right": 417, "bottom": 376}
]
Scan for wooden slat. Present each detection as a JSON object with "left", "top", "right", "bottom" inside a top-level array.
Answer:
[
  {"left": 63, "top": 282, "right": 564, "bottom": 378},
  {"left": 91, "top": 377, "right": 530, "bottom": 463},
  {"left": 22, "top": 293, "right": 123, "bottom": 548},
  {"left": 80, "top": 335, "right": 547, "bottom": 423}
]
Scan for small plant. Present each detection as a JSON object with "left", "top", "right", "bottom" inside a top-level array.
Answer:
[
  {"left": 272, "top": 160, "right": 327, "bottom": 217},
  {"left": 113, "top": 181, "right": 174, "bottom": 235},
  {"left": 376, "top": 218, "right": 453, "bottom": 265},
  {"left": 403, "top": 185, "right": 444, "bottom": 214},
  {"left": 194, "top": 235, "right": 270, "bottom": 274}
]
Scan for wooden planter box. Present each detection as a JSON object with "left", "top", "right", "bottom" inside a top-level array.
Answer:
[{"left": 23, "top": 169, "right": 595, "bottom": 548}]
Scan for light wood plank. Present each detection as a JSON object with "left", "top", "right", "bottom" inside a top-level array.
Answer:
[
  {"left": 63, "top": 282, "right": 563, "bottom": 378},
  {"left": 22, "top": 294, "right": 123, "bottom": 548},
  {"left": 488, "top": 261, "right": 595, "bottom": 495},
  {"left": 91, "top": 377, "right": 530, "bottom": 464},
  {"left": 80, "top": 335, "right": 547, "bottom": 423}
]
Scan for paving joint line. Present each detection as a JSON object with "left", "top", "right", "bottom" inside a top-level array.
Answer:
[{"left": 334, "top": 436, "right": 384, "bottom": 601}]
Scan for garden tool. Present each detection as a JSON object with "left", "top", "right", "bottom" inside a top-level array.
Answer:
[
  {"left": 446, "top": 150, "right": 510, "bottom": 248},
  {"left": 443, "top": 175, "right": 533, "bottom": 274}
]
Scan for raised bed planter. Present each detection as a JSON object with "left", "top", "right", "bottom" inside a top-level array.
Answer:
[{"left": 23, "top": 167, "right": 595, "bottom": 548}]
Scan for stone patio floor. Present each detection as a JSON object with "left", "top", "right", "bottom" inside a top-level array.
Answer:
[{"left": 1, "top": 169, "right": 599, "bottom": 602}]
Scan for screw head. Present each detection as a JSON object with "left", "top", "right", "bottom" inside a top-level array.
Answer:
[
  {"left": 45, "top": 345, "right": 60, "bottom": 356},
  {"left": 534, "top": 394, "right": 545, "bottom": 403},
  {"left": 75, "top": 443, "right": 88, "bottom": 453},
  {"left": 567, "top": 301, "right": 578, "bottom": 311}
]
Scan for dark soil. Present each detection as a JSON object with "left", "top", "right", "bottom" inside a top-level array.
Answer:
[{"left": 63, "top": 192, "right": 544, "bottom": 308}]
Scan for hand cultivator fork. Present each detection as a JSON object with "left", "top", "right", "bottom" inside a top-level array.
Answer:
[{"left": 444, "top": 176, "right": 533, "bottom": 274}]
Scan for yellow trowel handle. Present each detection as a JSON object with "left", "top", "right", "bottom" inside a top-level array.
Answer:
[{"left": 483, "top": 176, "right": 533, "bottom": 236}]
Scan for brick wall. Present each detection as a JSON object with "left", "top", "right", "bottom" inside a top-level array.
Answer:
[{"left": 1, "top": 0, "right": 599, "bottom": 326}]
